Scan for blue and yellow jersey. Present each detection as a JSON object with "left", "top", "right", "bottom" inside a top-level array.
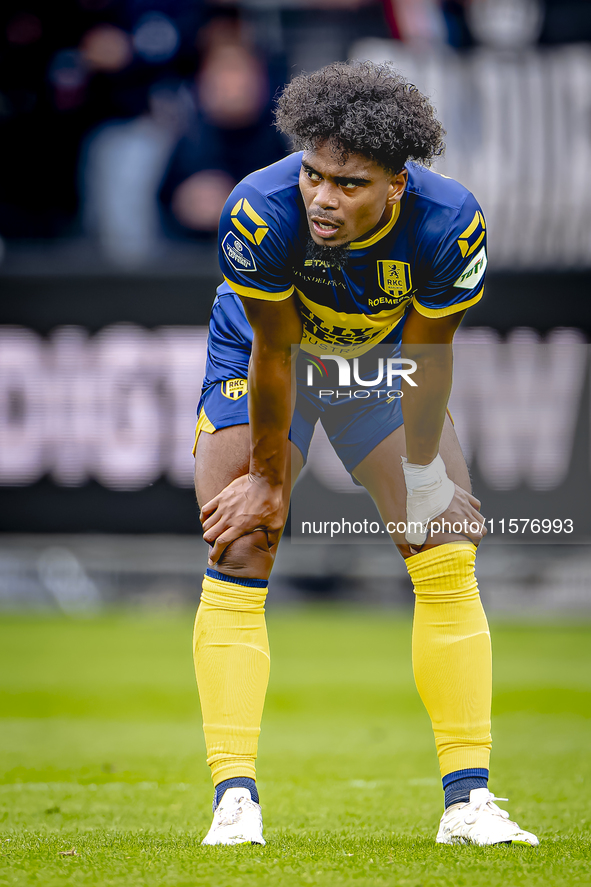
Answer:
[{"left": 217, "top": 152, "right": 486, "bottom": 358}]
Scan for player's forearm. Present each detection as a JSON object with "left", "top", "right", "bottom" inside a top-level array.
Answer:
[
  {"left": 401, "top": 343, "right": 452, "bottom": 464},
  {"left": 248, "top": 337, "right": 296, "bottom": 486}
]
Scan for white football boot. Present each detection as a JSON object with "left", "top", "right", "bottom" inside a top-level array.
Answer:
[
  {"left": 436, "top": 788, "right": 539, "bottom": 846},
  {"left": 201, "top": 788, "right": 265, "bottom": 846}
]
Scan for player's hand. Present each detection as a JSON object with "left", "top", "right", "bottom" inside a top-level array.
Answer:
[
  {"left": 402, "top": 453, "right": 486, "bottom": 546},
  {"left": 429, "top": 484, "right": 487, "bottom": 545},
  {"left": 200, "top": 474, "right": 285, "bottom": 565}
]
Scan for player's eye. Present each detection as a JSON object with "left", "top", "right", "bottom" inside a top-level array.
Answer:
[
  {"left": 342, "top": 181, "right": 358, "bottom": 190},
  {"left": 306, "top": 170, "right": 322, "bottom": 182}
]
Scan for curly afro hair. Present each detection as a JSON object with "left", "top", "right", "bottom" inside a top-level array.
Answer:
[{"left": 275, "top": 60, "right": 445, "bottom": 173}]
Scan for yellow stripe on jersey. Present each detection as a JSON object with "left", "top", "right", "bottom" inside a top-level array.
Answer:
[
  {"left": 224, "top": 276, "right": 295, "bottom": 302},
  {"left": 412, "top": 286, "right": 484, "bottom": 319},
  {"left": 297, "top": 287, "right": 408, "bottom": 358},
  {"left": 349, "top": 202, "right": 401, "bottom": 250}
]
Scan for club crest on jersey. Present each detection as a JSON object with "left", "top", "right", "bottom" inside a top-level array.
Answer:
[
  {"left": 221, "top": 378, "right": 248, "bottom": 400},
  {"left": 457, "top": 210, "right": 486, "bottom": 258},
  {"left": 376, "top": 261, "right": 412, "bottom": 301},
  {"left": 222, "top": 232, "right": 256, "bottom": 273},
  {"left": 230, "top": 198, "right": 269, "bottom": 246}
]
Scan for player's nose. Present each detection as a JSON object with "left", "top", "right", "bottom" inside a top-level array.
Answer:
[{"left": 314, "top": 181, "right": 339, "bottom": 209}]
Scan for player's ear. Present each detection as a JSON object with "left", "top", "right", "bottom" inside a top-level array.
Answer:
[{"left": 387, "top": 169, "right": 408, "bottom": 205}]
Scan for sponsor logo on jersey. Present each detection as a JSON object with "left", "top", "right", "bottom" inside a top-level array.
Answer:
[
  {"left": 454, "top": 245, "right": 487, "bottom": 289},
  {"left": 376, "top": 261, "right": 412, "bottom": 301},
  {"left": 368, "top": 295, "right": 411, "bottom": 308},
  {"left": 222, "top": 232, "right": 257, "bottom": 273},
  {"left": 230, "top": 198, "right": 269, "bottom": 246},
  {"left": 299, "top": 303, "right": 404, "bottom": 356},
  {"left": 221, "top": 378, "right": 248, "bottom": 400},
  {"left": 457, "top": 210, "right": 486, "bottom": 258}
]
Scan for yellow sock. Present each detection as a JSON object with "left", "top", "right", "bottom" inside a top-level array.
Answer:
[
  {"left": 193, "top": 571, "right": 270, "bottom": 786},
  {"left": 406, "top": 543, "right": 492, "bottom": 780}
]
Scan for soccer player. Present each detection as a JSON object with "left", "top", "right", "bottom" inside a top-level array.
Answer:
[{"left": 192, "top": 61, "right": 538, "bottom": 847}]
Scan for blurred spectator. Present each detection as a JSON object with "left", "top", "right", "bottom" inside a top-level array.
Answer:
[
  {"left": 3, "top": 0, "right": 591, "bottom": 251},
  {"left": 381, "top": 0, "right": 476, "bottom": 48},
  {"left": 170, "top": 170, "right": 236, "bottom": 233},
  {"left": 466, "top": 0, "right": 544, "bottom": 50},
  {"left": 80, "top": 24, "right": 133, "bottom": 73},
  {"left": 0, "top": 0, "right": 203, "bottom": 240},
  {"left": 382, "top": 0, "right": 448, "bottom": 46},
  {"left": 159, "top": 35, "right": 288, "bottom": 239},
  {"left": 6, "top": 12, "right": 43, "bottom": 47},
  {"left": 82, "top": 80, "right": 188, "bottom": 265}
]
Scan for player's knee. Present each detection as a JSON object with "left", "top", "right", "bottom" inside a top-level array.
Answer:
[
  {"left": 405, "top": 542, "right": 479, "bottom": 602},
  {"left": 214, "top": 531, "right": 275, "bottom": 580}
]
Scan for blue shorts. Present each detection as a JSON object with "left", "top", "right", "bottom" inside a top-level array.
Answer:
[{"left": 195, "top": 290, "right": 405, "bottom": 474}]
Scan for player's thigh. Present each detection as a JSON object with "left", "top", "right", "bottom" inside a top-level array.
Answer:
[
  {"left": 194, "top": 424, "right": 304, "bottom": 505},
  {"left": 194, "top": 425, "right": 304, "bottom": 577},
  {"left": 194, "top": 423, "right": 250, "bottom": 508},
  {"left": 352, "top": 415, "right": 471, "bottom": 556}
]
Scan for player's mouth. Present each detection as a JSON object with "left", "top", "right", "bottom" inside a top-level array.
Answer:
[{"left": 310, "top": 215, "right": 343, "bottom": 239}]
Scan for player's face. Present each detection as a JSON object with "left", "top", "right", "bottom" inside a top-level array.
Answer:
[{"left": 299, "top": 143, "right": 407, "bottom": 248}]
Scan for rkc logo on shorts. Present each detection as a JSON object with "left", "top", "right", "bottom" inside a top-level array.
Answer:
[
  {"left": 376, "top": 261, "right": 412, "bottom": 301},
  {"left": 221, "top": 378, "right": 248, "bottom": 400}
]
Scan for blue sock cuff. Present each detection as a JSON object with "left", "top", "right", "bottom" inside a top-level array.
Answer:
[
  {"left": 205, "top": 568, "right": 268, "bottom": 588},
  {"left": 442, "top": 768, "right": 489, "bottom": 789},
  {"left": 213, "top": 777, "right": 259, "bottom": 810},
  {"left": 443, "top": 769, "right": 489, "bottom": 809}
]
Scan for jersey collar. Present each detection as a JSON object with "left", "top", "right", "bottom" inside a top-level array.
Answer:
[{"left": 348, "top": 201, "right": 401, "bottom": 250}]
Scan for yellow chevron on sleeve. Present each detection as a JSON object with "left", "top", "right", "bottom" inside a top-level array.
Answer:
[
  {"left": 231, "top": 218, "right": 256, "bottom": 245},
  {"left": 457, "top": 210, "right": 486, "bottom": 258},
  {"left": 231, "top": 199, "right": 269, "bottom": 245},
  {"left": 243, "top": 199, "right": 267, "bottom": 228}
]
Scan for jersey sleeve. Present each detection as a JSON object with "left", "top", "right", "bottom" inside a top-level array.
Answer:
[
  {"left": 218, "top": 183, "right": 295, "bottom": 302},
  {"left": 412, "top": 192, "right": 487, "bottom": 318}
]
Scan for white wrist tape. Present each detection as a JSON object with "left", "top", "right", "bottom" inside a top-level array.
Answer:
[{"left": 401, "top": 453, "right": 455, "bottom": 545}]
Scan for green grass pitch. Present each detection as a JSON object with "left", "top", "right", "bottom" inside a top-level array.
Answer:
[{"left": 0, "top": 608, "right": 590, "bottom": 886}]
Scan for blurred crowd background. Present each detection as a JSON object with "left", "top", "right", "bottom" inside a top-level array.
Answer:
[
  {"left": 2, "top": 0, "right": 591, "bottom": 264},
  {"left": 1, "top": 0, "right": 591, "bottom": 611}
]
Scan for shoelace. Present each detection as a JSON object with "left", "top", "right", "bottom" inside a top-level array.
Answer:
[{"left": 464, "top": 794, "right": 510, "bottom": 826}]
